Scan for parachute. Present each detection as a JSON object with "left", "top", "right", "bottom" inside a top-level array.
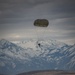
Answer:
[
  {"left": 34, "top": 19, "right": 49, "bottom": 47},
  {"left": 34, "top": 19, "right": 49, "bottom": 27}
]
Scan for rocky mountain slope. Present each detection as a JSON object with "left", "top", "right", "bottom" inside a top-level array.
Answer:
[{"left": 0, "top": 39, "right": 75, "bottom": 75}]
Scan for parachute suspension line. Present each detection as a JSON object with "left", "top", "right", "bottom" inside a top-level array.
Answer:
[
  {"left": 35, "top": 26, "right": 41, "bottom": 41},
  {"left": 43, "top": 27, "right": 48, "bottom": 39},
  {"left": 42, "top": 27, "right": 46, "bottom": 40},
  {"left": 35, "top": 27, "right": 45, "bottom": 40},
  {"left": 34, "top": 26, "right": 38, "bottom": 41}
]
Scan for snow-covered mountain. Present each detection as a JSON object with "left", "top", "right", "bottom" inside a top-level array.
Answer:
[{"left": 0, "top": 39, "right": 75, "bottom": 75}]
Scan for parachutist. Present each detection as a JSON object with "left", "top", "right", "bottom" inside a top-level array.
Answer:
[{"left": 38, "top": 43, "right": 41, "bottom": 47}]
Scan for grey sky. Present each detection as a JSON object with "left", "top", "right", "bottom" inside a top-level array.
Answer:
[{"left": 0, "top": 0, "right": 75, "bottom": 45}]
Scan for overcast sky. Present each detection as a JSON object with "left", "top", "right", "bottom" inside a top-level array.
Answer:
[{"left": 0, "top": 0, "right": 75, "bottom": 45}]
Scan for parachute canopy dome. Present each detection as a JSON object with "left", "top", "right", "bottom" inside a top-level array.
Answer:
[{"left": 34, "top": 19, "right": 49, "bottom": 27}]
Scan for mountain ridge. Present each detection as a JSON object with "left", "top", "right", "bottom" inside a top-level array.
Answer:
[{"left": 0, "top": 39, "right": 75, "bottom": 75}]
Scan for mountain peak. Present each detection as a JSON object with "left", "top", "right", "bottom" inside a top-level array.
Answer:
[
  {"left": 0, "top": 39, "right": 8, "bottom": 41},
  {"left": 0, "top": 39, "right": 12, "bottom": 46},
  {"left": 0, "top": 39, "right": 9, "bottom": 43}
]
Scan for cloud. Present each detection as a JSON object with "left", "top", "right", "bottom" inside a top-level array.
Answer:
[{"left": 0, "top": 0, "right": 75, "bottom": 44}]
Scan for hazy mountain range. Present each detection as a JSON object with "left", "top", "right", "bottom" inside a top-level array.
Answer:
[{"left": 0, "top": 39, "right": 75, "bottom": 75}]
